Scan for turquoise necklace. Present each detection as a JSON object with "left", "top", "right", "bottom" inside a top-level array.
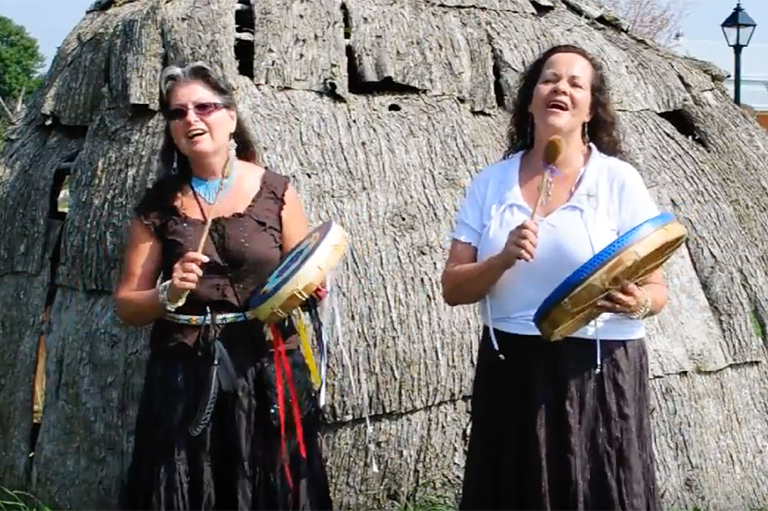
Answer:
[{"left": 190, "top": 163, "right": 236, "bottom": 204}]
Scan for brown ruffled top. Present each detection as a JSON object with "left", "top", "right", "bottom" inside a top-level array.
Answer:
[{"left": 134, "top": 168, "right": 290, "bottom": 354}]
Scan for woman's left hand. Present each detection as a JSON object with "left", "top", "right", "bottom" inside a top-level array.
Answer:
[{"left": 596, "top": 280, "right": 649, "bottom": 316}]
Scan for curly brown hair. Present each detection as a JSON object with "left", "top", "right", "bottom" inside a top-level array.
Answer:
[{"left": 503, "top": 44, "right": 624, "bottom": 159}]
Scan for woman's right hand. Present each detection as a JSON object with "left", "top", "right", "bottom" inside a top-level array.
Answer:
[
  {"left": 168, "top": 251, "right": 210, "bottom": 302},
  {"left": 499, "top": 219, "right": 538, "bottom": 267}
]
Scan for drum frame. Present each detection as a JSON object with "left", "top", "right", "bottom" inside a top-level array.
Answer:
[
  {"left": 248, "top": 221, "right": 347, "bottom": 324},
  {"left": 535, "top": 215, "right": 688, "bottom": 341}
]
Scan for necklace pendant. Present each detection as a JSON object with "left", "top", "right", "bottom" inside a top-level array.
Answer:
[
  {"left": 191, "top": 181, "right": 220, "bottom": 204},
  {"left": 190, "top": 162, "right": 237, "bottom": 206},
  {"left": 190, "top": 176, "right": 229, "bottom": 205},
  {"left": 545, "top": 175, "right": 554, "bottom": 203}
]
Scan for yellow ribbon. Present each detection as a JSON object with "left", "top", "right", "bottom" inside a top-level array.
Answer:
[{"left": 294, "top": 310, "right": 321, "bottom": 388}]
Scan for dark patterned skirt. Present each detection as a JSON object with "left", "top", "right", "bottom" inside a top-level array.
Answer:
[
  {"left": 459, "top": 327, "right": 660, "bottom": 511},
  {"left": 120, "top": 339, "right": 333, "bottom": 511}
]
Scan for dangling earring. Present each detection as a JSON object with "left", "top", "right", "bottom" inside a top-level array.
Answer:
[
  {"left": 226, "top": 134, "right": 238, "bottom": 180},
  {"left": 582, "top": 122, "right": 590, "bottom": 145},
  {"left": 172, "top": 150, "right": 178, "bottom": 174},
  {"left": 229, "top": 133, "right": 237, "bottom": 159}
]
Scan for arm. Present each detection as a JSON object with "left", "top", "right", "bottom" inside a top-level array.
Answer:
[
  {"left": 440, "top": 240, "right": 512, "bottom": 307},
  {"left": 442, "top": 167, "right": 516, "bottom": 306},
  {"left": 598, "top": 269, "right": 667, "bottom": 318},
  {"left": 600, "top": 163, "right": 669, "bottom": 317},
  {"left": 280, "top": 183, "right": 310, "bottom": 253},
  {"left": 639, "top": 268, "right": 667, "bottom": 316},
  {"left": 113, "top": 219, "right": 167, "bottom": 327},
  {"left": 281, "top": 183, "right": 330, "bottom": 300},
  {"left": 622, "top": 166, "right": 669, "bottom": 316}
]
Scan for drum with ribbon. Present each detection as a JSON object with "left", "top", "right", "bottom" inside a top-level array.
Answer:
[
  {"left": 245, "top": 220, "right": 348, "bottom": 488},
  {"left": 533, "top": 212, "right": 688, "bottom": 341},
  {"left": 248, "top": 219, "right": 348, "bottom": 400},
  {"left": 248, "top": 220, "right": 348, "bottom": 323}
]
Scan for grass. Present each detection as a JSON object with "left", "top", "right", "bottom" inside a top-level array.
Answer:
[
  {"left": 397, "top": 492, "right": 456, "bottom": 511},
  {"left": 1, "top": 481, "right": 763, "bottom": 511},
  {"left": 0, "top": 488, "right": 50, "bottom": 511},
  {"left": 395, "top": 482, "right": 457, "bottom": 511}
]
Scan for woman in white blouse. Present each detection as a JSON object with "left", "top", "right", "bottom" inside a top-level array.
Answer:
[{"left": 442, "top": 44, "right": 668, "bottom": 511}]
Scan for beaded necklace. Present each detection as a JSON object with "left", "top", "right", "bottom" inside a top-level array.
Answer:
[{"left": 190, "top": 163, "right": 236, "bottom": 204}]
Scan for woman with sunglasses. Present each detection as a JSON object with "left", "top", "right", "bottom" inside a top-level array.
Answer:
[{"left": 114, "top": 62, "right": 334, "bottom": 511}]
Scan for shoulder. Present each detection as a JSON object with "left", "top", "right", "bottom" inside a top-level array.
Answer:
[
  {"left": 235, "top": 161, "right": 291, "bottom": 200},
  {"left": 244, "top": 164, "right": 298, "bottom": 222},
  {"left": 478, "top": 153, "right": 520, "bottom": 184},
  {"left": 589, "top": 149, "right": 659, "bottom": 229},
  {"left": 135, "top": 173, "right": 184, "bottom": 217},
  {"left": 592, "top": 150, "right": 648, "bottom": 189},
  {"left": 466, "top": 153, "right": 521, "bottom": 197},
  {"left": 257, "top": 165, "right": 291, "bottom": 198},
  {"left": 133, "top": 173, "right": 185, "bottom": 238}
]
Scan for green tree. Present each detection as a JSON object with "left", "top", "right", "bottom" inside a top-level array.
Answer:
[
  {"left": 0, "top": 15, "right": 45, "bottom": 103},
  {"left": 0, "top": 16, "right": 45, "bottom": 148},
  {"left": 0, "top": 15, "right": 45, "bottom": 148}
]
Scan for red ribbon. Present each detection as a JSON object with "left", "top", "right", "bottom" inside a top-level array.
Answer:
[
  {"left": 270, "top": 324, "right": 307, "bottom": 490},
  {"left": 312, "top": 283, "right": 328, "bottom": 301}
]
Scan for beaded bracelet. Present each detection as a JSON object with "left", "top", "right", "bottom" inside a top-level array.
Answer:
[{"left": 626, "top": 285, "right": 651, "bottom": 320}]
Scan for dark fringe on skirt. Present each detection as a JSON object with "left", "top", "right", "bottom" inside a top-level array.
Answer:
[{"left": 459, "top": 327, "right": 660, "bottom": 511}]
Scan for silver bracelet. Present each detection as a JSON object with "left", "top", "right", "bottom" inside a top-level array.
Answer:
[
  {"left": 158, "top": 280, "right": 186, "bottom": 311},
  {"left": 626, "top": 285, "right": 651, "bottom": 320}
]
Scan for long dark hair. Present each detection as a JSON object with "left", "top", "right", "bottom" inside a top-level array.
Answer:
[
  {"left": 158, "top": 62, "right": 262, "bottom": 177},
  {"left": 503, "top": 44, "right": 623, "bottom": 159}
]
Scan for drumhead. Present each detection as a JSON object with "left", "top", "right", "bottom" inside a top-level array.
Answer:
[
  {"left": 534, "top": 212, "right": 675, "bottom": 325},
  {"left": 533, "top": 212, "right": 687, "bottom": 340},
  {"left": 248, "top": 221, "right": 334, "bottom": 310}
]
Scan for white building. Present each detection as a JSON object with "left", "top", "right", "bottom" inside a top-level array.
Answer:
[{"left": 673, "top": 38, "right": 768, "bottom": 111}]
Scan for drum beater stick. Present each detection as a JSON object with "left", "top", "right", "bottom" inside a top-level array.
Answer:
[
  {"left": 530, "top": 135, "right": 564, "bottom": 220},
  {"left": 483, "top": 136, "right": 564, "bottom": 360},
  {"left": 178, "top": 152, "right": 235, "bottom": 303}
]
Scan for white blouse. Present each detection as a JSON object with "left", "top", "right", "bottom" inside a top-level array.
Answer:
[{"left": 451, "top": 144, "right": 660, "bottom": 341}]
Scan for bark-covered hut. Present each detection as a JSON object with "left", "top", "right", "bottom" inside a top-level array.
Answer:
[{"left": 1, "top": 0, "right": 768, "bottom": 509}]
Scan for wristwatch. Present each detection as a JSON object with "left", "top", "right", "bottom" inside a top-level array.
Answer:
[{"left": 158, "top": 280, "right": 186, "bottom": 311}]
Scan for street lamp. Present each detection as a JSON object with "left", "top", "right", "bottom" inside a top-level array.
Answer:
[{"left": 721, "top": 1, "right": 757, "bottom": 105}]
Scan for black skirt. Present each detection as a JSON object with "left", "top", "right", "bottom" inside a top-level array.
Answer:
[
  {"left": 460, "top": 327, "right": 660, "bottom": 511},
  {"left": 120, "top": 340, "right": 333, "bottom": 511}
]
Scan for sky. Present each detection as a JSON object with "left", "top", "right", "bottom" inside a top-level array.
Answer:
[{"left": 0, "top": 0, "right": 766, "bottom": 76}]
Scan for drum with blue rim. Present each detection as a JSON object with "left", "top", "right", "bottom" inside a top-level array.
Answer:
[
  {"left": 533, "top": 212, "right": 688, "bottom": 341},
  {"left": 248, "top": 220, "right": 348, "bottom": 324}
]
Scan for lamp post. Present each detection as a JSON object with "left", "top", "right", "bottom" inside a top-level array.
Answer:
[{"left": 721, "top": 1, "right": 757, "bottom": 105}]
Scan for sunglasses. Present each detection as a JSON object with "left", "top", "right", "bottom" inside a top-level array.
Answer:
[{"left": 166, "top": 102, "right": 226, "bottom": 121}]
